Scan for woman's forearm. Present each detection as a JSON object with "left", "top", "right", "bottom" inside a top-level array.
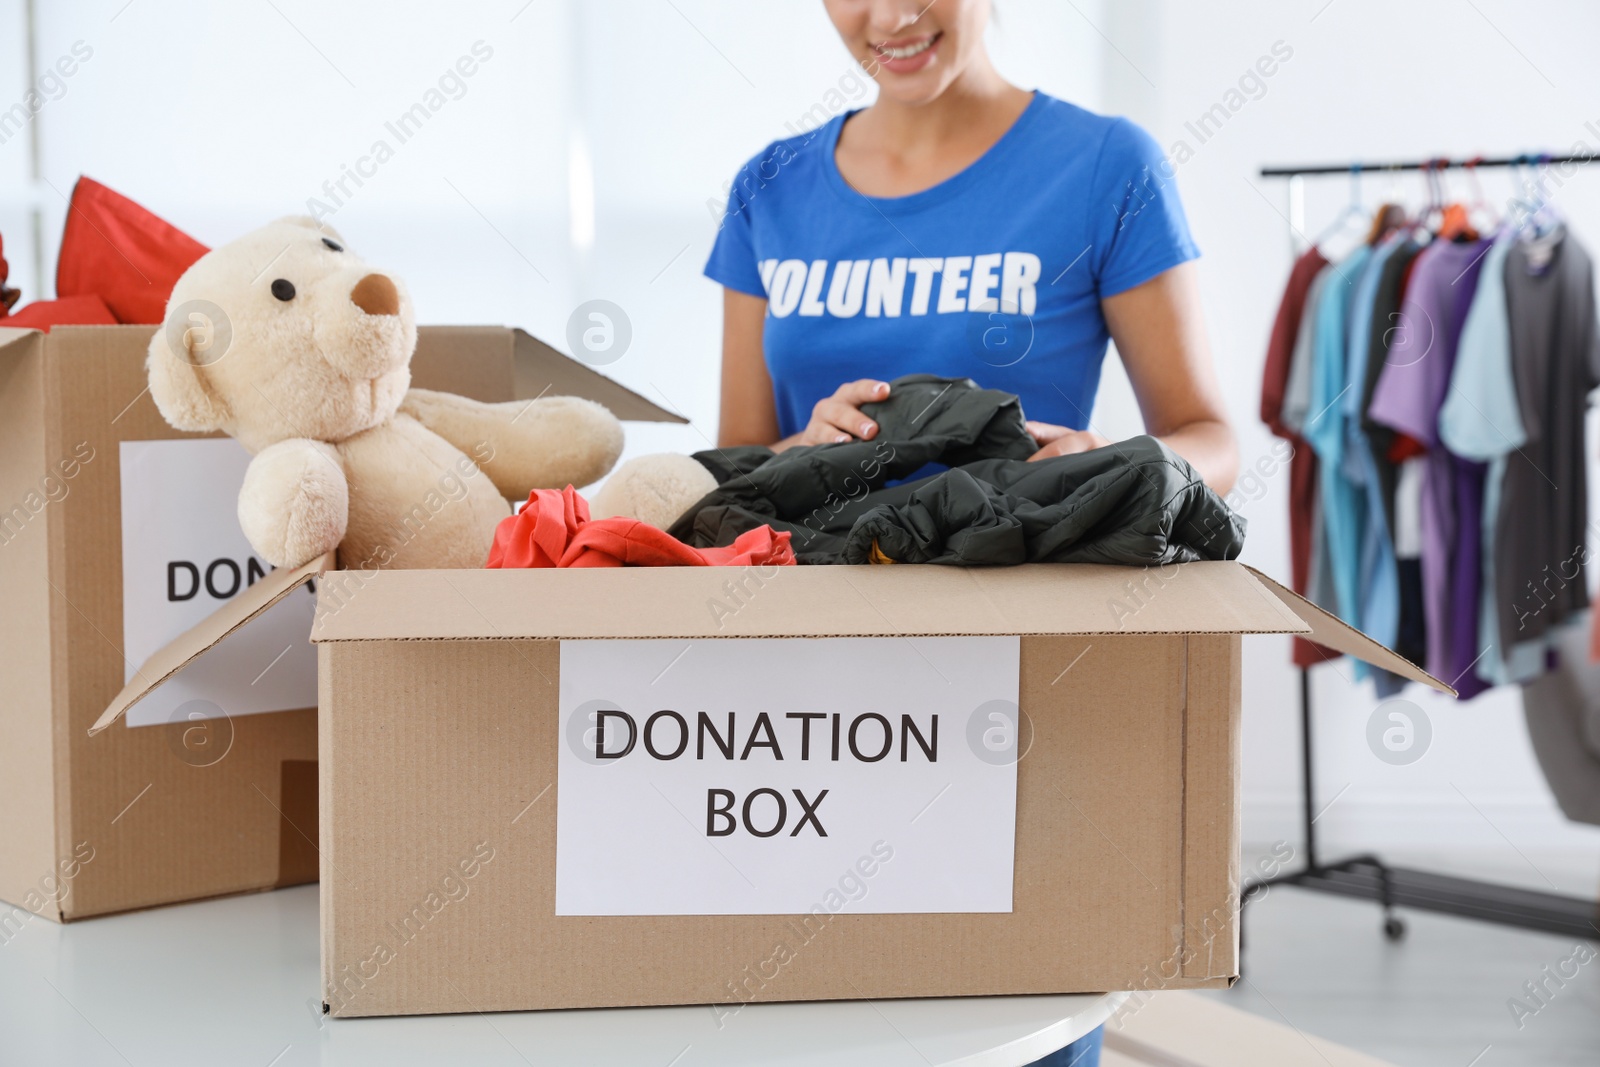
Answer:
[{"left": 1156, "top": 417, "right": 1239, "bottom": 497}]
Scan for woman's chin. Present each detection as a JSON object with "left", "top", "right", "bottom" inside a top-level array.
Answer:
[{"left": 875, "top": 74, "right": 952, "bottom": 109}]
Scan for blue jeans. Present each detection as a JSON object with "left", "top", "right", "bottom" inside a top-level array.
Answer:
[{"left": 1026, "top": 1024, "right": 1102, "bottom": 1066}]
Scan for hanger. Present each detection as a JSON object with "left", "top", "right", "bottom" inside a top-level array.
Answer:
[
  {"left": 1461, "top": 156, "right": 1500, "bottom": 234},
  {"left": 1359, "top": 165, "right": 1407, "bottom": 244},
  {"left": 1409, "top": 159, "right": 1443, "bottom": 238},
  {"left": 1312, "top": 164, "right": 1370, "bottom": 251},
  {"left": 1505, "top": 154, "right": 1537, "bottom": 229},
  {"left": 1433, "top": 159, "right": 1479, "bottom": 241},
  {"left": 1507, "top": 153, "right": 1562, "bottom": 240},
  {"left": 1364, "top": 199, "right": 1407, "bottom": 245}
]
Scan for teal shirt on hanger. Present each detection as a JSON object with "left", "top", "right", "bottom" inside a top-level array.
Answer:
[{"left": 1304, "top": 245, "right": 1372, "bottom": 635}]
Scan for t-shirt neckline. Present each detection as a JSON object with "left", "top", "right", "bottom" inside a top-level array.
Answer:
[
  {"left": 1512, "top": 222, "right": 1567, "bottom": 278},
  {"left": 821, "top": 90, "right": 1046, "bottom": 214}
]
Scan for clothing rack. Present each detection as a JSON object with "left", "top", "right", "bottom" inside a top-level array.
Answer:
[
  {"left": 1242, "top": 155, "right": 1600, "bottom": 952},
  {"left": 1260, "top": 151, "right": 1599, "bottom": 177}
]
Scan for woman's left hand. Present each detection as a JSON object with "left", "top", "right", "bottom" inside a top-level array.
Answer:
[{"left": 1025, "top": 421, "right": 1112, "bottom": 461}]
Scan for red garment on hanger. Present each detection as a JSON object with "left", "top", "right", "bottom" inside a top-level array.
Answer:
[
  {"left": 486, "top": 486, "right": 796, "bottom": 570},
  {"left": 1261, "top": 246, "right": 1341, "bottom": 668}
]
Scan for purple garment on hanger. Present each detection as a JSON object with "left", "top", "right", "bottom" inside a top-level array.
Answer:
[{"left": 1368, "top": 236, "right": 1493, "bottom": 696}]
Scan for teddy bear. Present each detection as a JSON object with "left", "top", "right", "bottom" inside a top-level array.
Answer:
[{"left": 147, "top": 216, "right": 624, "bottom": 571}]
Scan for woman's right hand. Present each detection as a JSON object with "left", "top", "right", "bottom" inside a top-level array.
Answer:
[{"left": 794, "top": 379, "right": 891, "bottom": 445}]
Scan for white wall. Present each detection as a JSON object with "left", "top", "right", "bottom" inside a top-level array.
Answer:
[
  {"left": 7, "top": 0, "right": 1600, "bottom": 877},
  {"left": 0, "top": 0, "right": 36, "bottom": 296},
  {"left": 16, "top": 0, "right": 578, "bottom": 336}
]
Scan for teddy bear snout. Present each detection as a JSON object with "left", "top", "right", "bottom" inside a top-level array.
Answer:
[{"left": 350, "top": 273, "right": 400, "bottom": 317}]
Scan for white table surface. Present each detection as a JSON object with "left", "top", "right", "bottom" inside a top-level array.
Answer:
[{"left": 0, "top": 884, "right": 1122, "bottom": 1066}]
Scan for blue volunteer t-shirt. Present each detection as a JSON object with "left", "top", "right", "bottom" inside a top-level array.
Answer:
[{"left": 705, "top": 91, "right": 1199, "bottom": 439}]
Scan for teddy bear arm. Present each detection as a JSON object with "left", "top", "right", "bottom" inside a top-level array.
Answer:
[
  {"left": 400, "top": 389, "right": 623, "bottom": 498},
  {"left": 238, "top": 440, "right": 349, "bottom": 569}
]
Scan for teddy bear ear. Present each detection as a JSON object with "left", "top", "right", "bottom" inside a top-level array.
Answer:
[
  {"left": 147, "top": 326, "right": 228, "bottom": 432},
  {"left": 271, "top": 214, "right": 345, "bottom": 244}
]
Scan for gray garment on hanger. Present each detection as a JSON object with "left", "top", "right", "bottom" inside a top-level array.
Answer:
[
  {"left": 1520, "top": 616, "right": 1600, "bottom": 827},
  {"left": 1497, "top": 229, "right": 1600, "bottom": 647},
  {"left": 1280, "top": 262, "right": 1332, "bottom": 435}
]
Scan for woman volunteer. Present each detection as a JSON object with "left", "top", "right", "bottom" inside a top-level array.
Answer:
[{"left": 705, "top": 2, "right": 1238, "bottom": 1061}]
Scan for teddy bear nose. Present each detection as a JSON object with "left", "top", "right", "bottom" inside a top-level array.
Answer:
[{"left": 350, "top": 273, "right": 399, "bottom": 317}]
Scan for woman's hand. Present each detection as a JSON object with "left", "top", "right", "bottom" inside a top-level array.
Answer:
[
  {"left": 792, "top": 379, "right": 891, "bottom": 446},
  {"left": 1026, "top": 420, "right": 1112, "bottom": 461}
]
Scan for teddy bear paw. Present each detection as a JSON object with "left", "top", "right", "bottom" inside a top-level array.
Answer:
[
  {"left": 590, "top": 453, "right": 718, "bottom": 530},
  {"left": 237, "top": 440, "right": 350, "bottom": 568}
]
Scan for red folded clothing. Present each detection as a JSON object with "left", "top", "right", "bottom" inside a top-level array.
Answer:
[
  {"left": 2, "top": 177, "right": 206, "bottom": 329},
  {"left": 486, "top": 485, "right": 796, "bottom": 569},
  {"left": 3, "top": 294, "right": 117, "bottom": 331},
  {"left": 55, "top": 177, "right": 208, "bottom": 325}
]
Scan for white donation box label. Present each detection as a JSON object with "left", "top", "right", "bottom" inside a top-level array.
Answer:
[
  {"left": 120, "top": 439, "right": 318, "bottom": 729},
  {"left": 555, "top": 636, "right": 1021, "bottom": 916}
]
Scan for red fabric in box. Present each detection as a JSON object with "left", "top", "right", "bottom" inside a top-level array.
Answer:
[
  {"left": 487, "top": 486, "right": 796, "bottom": 570},
  {"left": 54, "top": 177, "right": 207, "bottom": 325},
  {"left": 3, "top": 295, "right": 117, "bottom": 330}
]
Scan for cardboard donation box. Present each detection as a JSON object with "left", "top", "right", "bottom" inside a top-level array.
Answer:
[
  {"left": 0, "top": 323, "right": 677, "bottom": 921},
  {"left": 94, "top": 558, "right": 1447, "bottom": 1017}
]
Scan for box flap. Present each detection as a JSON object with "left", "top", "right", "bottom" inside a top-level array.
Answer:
[
  {"left": 88, "top": 552, "right": 334, "bottom": 735},
  {"left": 0, "top": 326, "right": 42, "bottom": 360},
  {"left": 1242, "top": 565, "right": 1455, "bottom": 696},
  {"left": 513, "top": 329, "right": 684, "bottom": 423},
  {"left": 312, "top": 561, "right": 1311, "bottom": 642}
]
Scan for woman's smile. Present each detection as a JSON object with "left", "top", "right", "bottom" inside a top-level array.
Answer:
[{"left": 873, "top": 31, "right": 942, "bottom": 73}]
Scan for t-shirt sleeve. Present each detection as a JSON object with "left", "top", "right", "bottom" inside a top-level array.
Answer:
[
  {"left": 1087, "top": 118, "right": 1200, "bottom": 297},
  {"left": 703, "top": 155, "right": 769, "bottom": 298},
  {"left": 1439, "top": 253, "right": 1524, "bottom": 459}
]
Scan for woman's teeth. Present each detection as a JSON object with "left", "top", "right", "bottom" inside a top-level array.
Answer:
[{"left": 878, "top": 34, "right": 938, "bottom": 60}]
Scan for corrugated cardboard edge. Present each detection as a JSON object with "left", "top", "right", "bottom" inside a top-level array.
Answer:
[
  {"left": 512, "top": 329, "right": 685, "bottom": 424},
  {"left": 0, "top": 327, "right": 65, "bottom": 919},
  {"left": 1239, "top": 565, "right": 1455, "bottom": 696},
  {"left": 308, "top": 562, "right": 1317, "bottom": 643},
  {"left": 1180, "top": 635, "right": 1241, "bottom": 980},
  {"left": 317, "top": 639, "right": 341, "bottom": 1018},
  {"left": 87, "top": 552, "right": 334, "bottom": 735}
]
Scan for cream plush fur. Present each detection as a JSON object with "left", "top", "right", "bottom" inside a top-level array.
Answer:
[
  {"left": 148, "top": 217, "right": 624, "bottom": 570},
  {"left": 590, "top": 452, "right": 718, "bottom": 530}
]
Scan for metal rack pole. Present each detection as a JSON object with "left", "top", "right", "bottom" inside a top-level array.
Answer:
[
  {"left": 1260, "top": 151, "right": 1599, "bottom": 177},
  {"left": 1298, "top": 668, "right": 1316, "bottom": 869}
]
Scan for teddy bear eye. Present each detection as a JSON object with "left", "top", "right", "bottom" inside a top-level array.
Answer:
[
  {"left": 270, "top": 279, "right": 296, "bottom": 301},
  {"left": 322, "top": 238, "right": 343, "bottom": 252}
]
